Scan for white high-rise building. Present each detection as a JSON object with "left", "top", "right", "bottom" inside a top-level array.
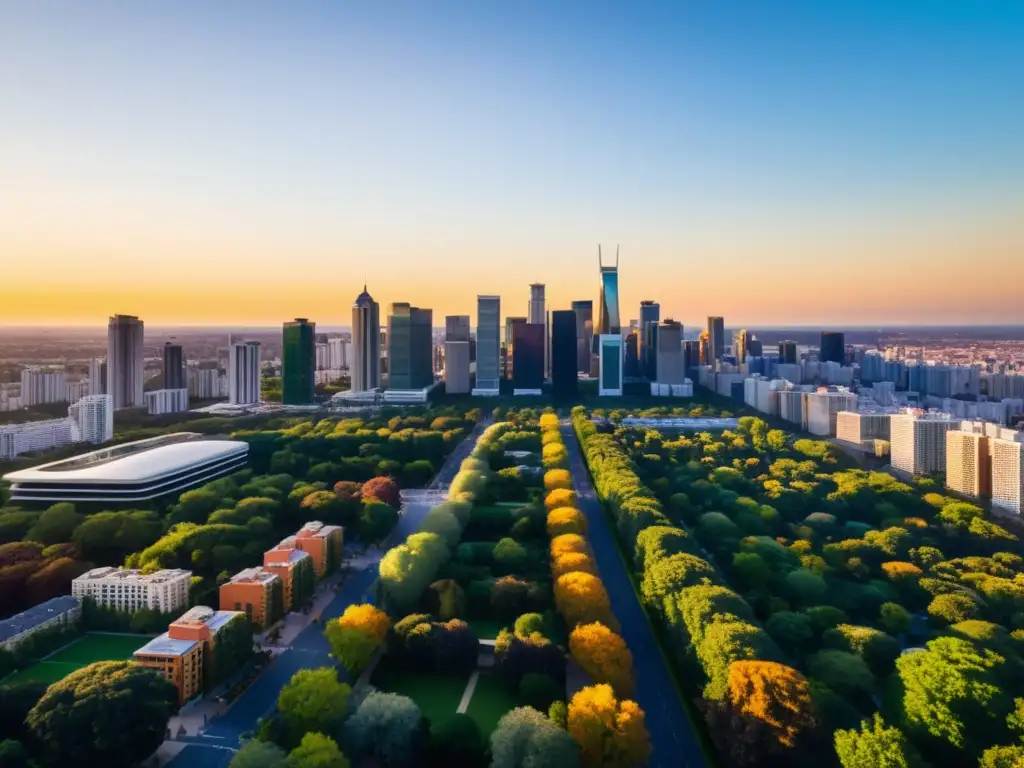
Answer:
[
  {"left": 64, "top": 380, "right": 90, "bottom": 404},
  {"left": 20, "top": 368, "right": 68, "bottom": 406},
  {"left": 228, "top": 341, "right": 261, "bottom": 405},
  {"left": 188, "top": 368, "right": 221, "bottom": 400},
  {"left": 806, "top": 389, "right": 858, "bottom": 436},
  {"left": 107, "top": 314, "right": 144, "bottom": 409},
  {"left": 991, "top": 439, "right": 1024, "bottom": 515},
  {"left": 89, "top": 358, "right": 107, "bottom": 396},
  {"left": 945, "top": 431, "right": 990, "bottom": 499},
  {"left": 69, "top": 394, "right": 114, "bottom": 444},
  {"left": 71, "top": 567, "right": 191, "bottom": 614},
  {"left": 327, "top": 338, "right": 349, "bottom": 370},
  {"left": 145, "top": 388, "right": 189, "bottom": 415},
  {"left": 890, "top": 409, "right": 959, "bottom": 475},
  {"left": 315, "top": 342, "right": 330, "bottom": 371},
  {"left": 836, "top": 412, "right": 891, "bottom": 445},
  {"left": 0, "top": 419, "right": 80, "bottom": 459}
]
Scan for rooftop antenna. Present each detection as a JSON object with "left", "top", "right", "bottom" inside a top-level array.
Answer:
[
  {"left": 615, "top": 244, "right": 619, "bottom": 269},
  {"left": 598, "top": 244, "right": 602, "bottom": 269}
]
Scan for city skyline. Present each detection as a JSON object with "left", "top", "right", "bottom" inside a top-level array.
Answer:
[{"left": 2, "top": 2, "right": 1022, "bottom": 326}]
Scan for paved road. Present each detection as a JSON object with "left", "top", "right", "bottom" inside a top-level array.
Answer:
[
  {"left": 561, "top": 424, "right": 709, "bottom": 768},
  {"left": 165, "top": 420, "right": 491, "bottom": 768}
]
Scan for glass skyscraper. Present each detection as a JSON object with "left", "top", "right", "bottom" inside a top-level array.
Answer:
[
  {"left": 388, "top": 303, "right": 433, "bottom": 390},
  {"left": 512, "top": 323, "right": 545, "bottom": 391},
  {"left": 820, "top": 331, "right": 846, "bottom": 365},
  {"left": 639, "top": 300, "right": 660, "bottom": 379},
  {"left": 707, "top": 316, "right": 725, "bottom": 362},
  {"left": 282, "top": 318, "right": 315, "bottom": 404},
  {"left": 571, "top": 300, "right": 593, "bottom": 374},
  {"left": 475, "top": 295, "right": 501, "bottom": 393},
  {"left": 551, "top": 310, "right": 578, "bottom": 399},
  {"left": 162, "top": 342, "right": 185, "bottom": 391},
  {"left": 597, "top": 250, "right": 620, "bottom": 337}
]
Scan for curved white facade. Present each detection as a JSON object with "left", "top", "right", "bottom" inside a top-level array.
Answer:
[{"left": 3, "top": 433, "right": 249, "bottom": 504}]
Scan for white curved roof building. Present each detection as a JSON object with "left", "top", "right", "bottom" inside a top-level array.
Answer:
[{"left": 2, "top": 432, "right": 249, "bottom": 504}]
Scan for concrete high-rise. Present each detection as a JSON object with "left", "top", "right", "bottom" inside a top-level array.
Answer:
[
  {"left": 107, "top": 314, "right": 144, "bottom": 409},
  {"left": 707, "top": 317, "right": 725, "bottom": 363},
  {"left": 640, "top": 300, "right": 660, "bottom": 379},
  {"left": 596, "top": 247, "right": 621, "bottom": 337},
  {"left": 282, "top": 319, "right": 316, "bottom": 405},
  {"left": 806, "top": 389, "right": 858, "bottom": 436},
  {"left": 352, "top": 285, "right": 381, "bottom": 392},
  {"left": 551, "top": 310, "right": 577, "bottom": 399},
  {"left": 69, "top": 394, "right": 114, "bottom": 444},
  {"left": 20, "top": 368, "right": 67, "bottom": 406},
  {"left": 655, "top": 320, "right": 685, "bottom": 385},
  {"left": 945, "top": 431, "right": 991, "bottom": 499},
  {"left": 228, "top": 341, "right": 261, "bottom": 405},
  {"left": 571, "top": 300, "right": 593, "bottom": 374},
  {"left": 820, "top": 332, "right": 846, "bottom": 365},
  {"left": 162, "top": 343, "right": 185, "bottom": 391},
  {"left": 444, "top": 315, "right": 471, "bottom": 395},
  {"left": 475, "top": 296, "right": 501, "bottom": 394},
  {"left": 88, "top": 359, "right": 107, "bottom": 396},
  {"left": 991, "top": 439, "right": 1024, "bottom": 515},
  {"left": 890, "top": 410, "right": 959, "bottom": 475},
  {"left": 388, "top": 303, "right": 433, "bottom": 391}
]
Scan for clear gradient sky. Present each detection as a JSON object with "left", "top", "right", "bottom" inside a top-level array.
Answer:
[{"left": 2, "top": 1, "right": 1022, "bottom": 328}]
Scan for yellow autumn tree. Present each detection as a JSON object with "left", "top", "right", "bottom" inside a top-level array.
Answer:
[
  {"left": 544, "top": 469, "right": 573, "bottom": 491},
  {"left": 569, "top": 622, "right": 635, "bottom": 696},
  {"left": 325, "top": 603, "right": 391, "bottom": 676},
  {"left": 553, "top": 551, "right": 598, "bottom": 578},
  {"left": 539, "top": 413, "right": 560, "bottom": 429},
  {"left": 338, "top": 603, "right": 390, "bottom": 644},
  {"left": 723, "top": 661, "right": 816, "bottom": 754},
  {"left": 881, "top": 561, "right": 923, "bottom": 582},
  {"left": 547, "top": 507, "right": 587, "bottom": 537},
  {"left": 555, "top": 571, "right": 616, "bottom": 629},
  {"left": 542, "top": 443, "right": 569, "bottom": 469},
  {"left": 568, "top": 684, "right": 651, "bottom": 767},
  {"left": 551, "top": 533, "right": 589, "bottom": 559},
  {"left": 546, "top": 488, "right": 579, "bottom": 510}
]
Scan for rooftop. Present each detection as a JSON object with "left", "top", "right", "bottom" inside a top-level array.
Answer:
[
  {"left": 75, "top": 567, "right": 191, "bottom": 583},
  {"left": 0, "top": 596, "right": 80, "bottom": 644},
  {"left": 3, "top": 435, "right": 248, "bottom": 485},
  {"left": 134, "top": 633, "right": 198, "bottom": 657},
  {"left": 297, "top": 520, "right": 342, "bottom": 539},
  {"left": 228, "top": 567, "right": 278, "bottom": 585},
  {"left": 172, "top": 606, "right": 242, "bottom": 634}
]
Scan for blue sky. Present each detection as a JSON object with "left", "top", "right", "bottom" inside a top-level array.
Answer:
[{"left": 1, "top": 1, "right": 1022, "bottom": 325}]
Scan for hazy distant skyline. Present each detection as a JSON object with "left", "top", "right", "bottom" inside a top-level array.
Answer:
[{"left": 2, "top": 1, "right": 1022, "bottom": 326}]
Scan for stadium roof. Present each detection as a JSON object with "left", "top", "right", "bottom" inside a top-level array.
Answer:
[
  {"left": 0, "top": 596, "right": 80, "bottom": 644},
  {"left": 3, "top": 437, "right": 248, "bottom": 485}
]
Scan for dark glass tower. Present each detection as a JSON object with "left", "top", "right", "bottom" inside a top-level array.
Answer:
[
  {"left": 639, "top": 300, "right": 660, "bottom": 379},
  {"left": 551, "top": 310, "right": 578, "bottom": 398},
  {"left": 388, "top": 303, "right": 434, "bottom": 390},
  {"left": 162, "top": 342, "right": 185, "bottom": 390},
  {"left": 820, "top": 332, "right": 846, "bottom": 364},
  {"left": 571, "top": 300, "right": 593, "bottom": 374},
  {"left": 282, "top": 318, "right": 316, "bottom": 404},
  {"left": 778, "top": 340, "right": 798, "bottom": 364},
  {"left": 707, "top": 316, "right": 725, "bottom": 362},
  {"left": 512, "top": 323, "right": 544, "bottom": 390}
]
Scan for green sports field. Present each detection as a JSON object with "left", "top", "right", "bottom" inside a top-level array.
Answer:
[{"left": 2, "top": 633, "right": 151, "bottom": 686}]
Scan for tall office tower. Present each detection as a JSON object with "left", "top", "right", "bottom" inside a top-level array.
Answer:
[
  {"left": 475, "top": 296, "right": 501, "bottom": 394},
  {"left": 228, "top": 341, "right": 261, "bottom": 405},
  {"left": 512, "top": 324, "right": 545, "bottom": 393},
  {"left": 945, "top": 431, "right": 991, "bottom": 499},
  {"left": 596, "top": 246, "right": 621, "bottom": 337},
  {"left": 570, "top": 301, "right": 593, "bottom": 374},
  {"left": 748, "top": 338, "right": 763, "bottom": 358},
  {"left": 551, "top": 310, "right": 578, "bottom": 399},
  {"left": 282, "top": 318, "right": 316, "bottom": 405},
  {"left": 991, "top": 439, "right": 1024, "bottom": 515},
  {"left": 639, "top": 300, "right": 660, "bottom": 379},
  {"left": 88, "top": 358, "right": 107, "bottom": 396},
  {"left": 683, "top": 340, "right": 701, "bottom": 375},
  {"left": 387, "top": 304, "right": 433, "bottom": 391},
  {"left": 624, "top": 329, "right": 641, "bottom": 378},
  {"left": 20, "top": 368, "right": 67, "bottom": 406},
  {"left": 707, "top": 317, "right": 725, "bottom": 363},
  {"left": 598, "top": 334, "right": 624, "bottom": 396},
  {"left": 698, "top": 331, "right": 710, "bottom": 366},
  {"left": 890, "top": 410, "right": 959, "bottom": 475},
  {"left": 528, "top": 284, "right": 548, "bottom": 378},
  {"left": 778, "top": 340, "right": 798, "bottom": 364},
  {"left": 735, "top": 329, "right": 750, "bottom": 364},
  {"left": 162, "top": 343, "right": 185, "bottom": 390},
  {"left": 504, "top": 317, "right": 527, "bottom": 381},
  {"left": 106, "top": 314, "right": 144, "bottom": 409},
  {"left": 656, "top": 320, "right": 685, "bottom": 385},
  {"left": 820, "top": 331, "right": 846, "bottom": 365},
  {"left": 444, "top": 315, "right": 471, "bottom": 395},
  {"left": 806, "top": 389, "right": 858, "bottom": 436},
  {"left": 69, "top": 394, "right": 114, "bottom": 444},
  {"left": 352, "top": 285, "right": 381, "bottom": 392}
]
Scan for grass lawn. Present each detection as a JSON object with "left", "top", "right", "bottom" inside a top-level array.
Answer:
[
  {"left": 372, "top": 660, "right": 470, "bottom": 727},
  {"left": 465, "top": 672, "right": 517, "bottom": 735},
  {"left": 467, "top": 618, "right": 507, "bottom": 640},
  {"left": 1, "top": 633, "right": 151, "bottom": 686}
]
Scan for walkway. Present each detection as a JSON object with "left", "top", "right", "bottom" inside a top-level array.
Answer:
[
  {"left": 561, "top": 423, "right": 709, "bottom": 768},
  {"left": 163, "top": 419, "right": 491, "bottom": 768}
]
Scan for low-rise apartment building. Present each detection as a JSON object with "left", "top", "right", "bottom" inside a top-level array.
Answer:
[
  {"left": 218, "top": 567, "right": 280, "bottom": 630},
  {"left": 72, "top": 567, "right": 191, "bottom": 614}
]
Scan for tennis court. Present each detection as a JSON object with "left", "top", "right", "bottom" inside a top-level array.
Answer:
[{"left": 3, "top": 633, "right": 151, "bottom": 686}]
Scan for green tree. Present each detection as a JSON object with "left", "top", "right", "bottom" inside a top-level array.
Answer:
[
  {"left": 927, "top": 592, "right": 979, "bottom": 626},
  {"left": 427, "top": 713, "right": 487, "bottom": 768},
  {"left": 765, "top": 611, "right": 815, "bottom": 653},
  {"left": 879, "top": 602, "right": 911, "bottom": 635},
  {"left": 277, "top": 668, "right": 351, "bottom": 746},
  {"left": 834, "top": 714, "right": 924, "bottom": 768},
  {"left": 490, "top": 706, "right": 580, "bottom": 768},
  {"left": 287, "top": 732, "right": 349, "bottom": 768},
  {"left": 26, "top": 661, "right": 176, "bottom": 768},
  {"left": 25, "top": 503, "right": 83, "bottom": 546},
  {"left": 230, "top": 739, "right": 288, "bottom": 768},
  {"left": 0, "top": 740, "right": 32, "bottom": 768},
  {"left": 979, "top": 745, "right": 1024, "bottom": 767},
  {"left": 358, "top": 501, "right": 399, "bottom": 545},
  {"left": 342, "top": 691, "right": 425, "bottom": 767}
]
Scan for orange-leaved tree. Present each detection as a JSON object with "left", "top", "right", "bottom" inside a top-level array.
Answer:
[
  {"left": 569, "top": 622, "right": 635, "bottom": 696},
  {"left": 551, "top": 533, "right": 589, "bottom": 559},
  {"left": 547, "top": 507, "right": 587, "bottom": 537},
  {"left": 552, "top": 551, "right": 598, "bottom": 579},
  {"left": 546, "top": 488, "right": 579, "bottom": 510},
  {"left": 555, "top": 571, "right": 616, "bottom": 630},
  {"left": 544, "top": 469, "right": 574, "bottom": 491},
  {"left": 567, "top": 683, "right": 650, "bottom": 767}
]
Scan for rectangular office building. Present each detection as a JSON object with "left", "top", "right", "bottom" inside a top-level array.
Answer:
[
  {"left": 475, "top": 296, "right": 501, "bottom": 394},
  {"left": 388, "top": 304, "right": 434, "bottom": 391},
  {"left": 551, "top": 310, "right": 578, "bottom": 399},
  {"left": 512, "top": 323, "right": 545, "bottom": 393},
  {"left": 598, "top": 334, "right": 623, "bottom": 396}
]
